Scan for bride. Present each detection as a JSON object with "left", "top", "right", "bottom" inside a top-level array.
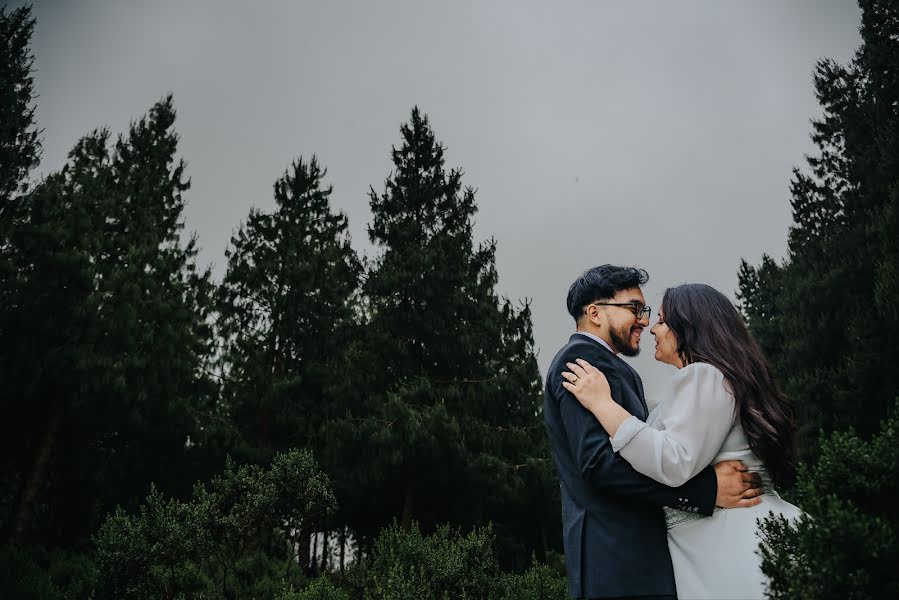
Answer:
[{"left": 562, "top": 283, "right": 801, "bottom": 600}]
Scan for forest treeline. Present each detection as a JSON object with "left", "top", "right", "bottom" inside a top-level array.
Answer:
[{"left": 1, "top": 1, "right": 898, "bottom": 598}]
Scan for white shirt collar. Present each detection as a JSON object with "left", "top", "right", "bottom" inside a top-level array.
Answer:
[{"left": 574, "top": 330, "right": 616, "bottom": 354}]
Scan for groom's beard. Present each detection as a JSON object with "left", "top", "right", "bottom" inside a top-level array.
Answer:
[{"left": 609, "top": 322, "right": 642, "bottom": 357}]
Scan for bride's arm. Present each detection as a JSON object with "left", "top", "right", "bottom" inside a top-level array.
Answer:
[{"left": 563, "top": 360, "right": 735, "bottom": 487}]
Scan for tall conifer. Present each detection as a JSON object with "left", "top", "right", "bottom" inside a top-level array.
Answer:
[
  {"left": 217, "top": 156, "right": 361, "bottom": 460},
  {"left": 0, "top": 5, "right": 39, "bottom": 203},
  {"left": 738, "top": 0, "right": 899, "bottom": 460},
  {"left": 3, "top": 97, "right": 215, "bottom": 546},
  {"left": 216, "top": 157, "right": 361, "bottom": 573},
  {"left": 0, "top": 4, "right": 41, "bottom": 539},
  {"left": 333, "top": 108, "right": 555, "bottom": 565}
]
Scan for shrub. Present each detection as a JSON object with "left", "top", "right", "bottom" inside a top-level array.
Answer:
[
  {"left": 345, "top": 521, "right": 566, "bottom": 599},
  {"left": 93, "top": 449, "right": 335, "bottom": 599},
  {"left": 277, "top": 576, "right": 349, "bottom": 600},
  {"left": 0, "top": 545, "right": 61, "bottom": 600},
  {"left": 759, "top": 401, "right": 899, "bottom": 599}
]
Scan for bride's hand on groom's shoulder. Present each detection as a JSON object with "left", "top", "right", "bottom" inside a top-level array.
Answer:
[
  {"left": 713, "top": 461, "right": 763, "bottom": 509},
  {"left": 561, "top": 358, "right": 612, "bottom": 413}
]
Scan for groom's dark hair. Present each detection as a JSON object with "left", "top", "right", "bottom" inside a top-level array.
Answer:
[{"left": 566, "top": 265, "right": 649, "bottom": 322}]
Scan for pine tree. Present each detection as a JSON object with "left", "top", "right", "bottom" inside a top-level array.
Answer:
[
  {"left": 0, "top": 3, "right": 41, "bottom": 541},
  {"left": 0, "top": 5, "right": 39, "bottom": 203},
  {"left": 331, "top": 108, "right": 556, "bottom": 565},
  {"left": 3, "top": 96, "right": 216, "bottom": 546},
  {"left": 738, "top": 0, "right": 899, "bottom": 461},
  {"left": 217, "top": 156, "right": 362, "bottom": 460},
  {"left": 216, "top": 157, "right": 362, "bottom": 572}
]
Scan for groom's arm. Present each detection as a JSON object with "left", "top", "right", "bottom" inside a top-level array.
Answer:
[{"left": 553, "top": 349, "right": 717, "bottom": 515}]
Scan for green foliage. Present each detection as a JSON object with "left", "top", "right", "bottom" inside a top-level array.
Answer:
[
  {"left": 758, "top": 400, "right": 899, "bottom": 599},
  {"left": 344, "top": 522, "right": 566, "bottom": 600},
  {"left": 277, "top": 577, "right": 349, "bottom": 600},
  {"left": 364, "top": 523, "right": 499, "bottom": 598},
  {"left": 0, "top": 2, "right": 40, "bottom": 540},
  {"left": 738, "top": 0, "right": 899, "bottom": 462},
  {"left": 0, "top": 545, "right": 96, "bottom": 600},
  {"left": 0, "top": 10, "right": 566, "bottom": 596},
  {"left": 215, "top": 155, "right": 362, "bottom": 573},
  {"left": 496, "top": 561, "right": 570, "bottom": 600},
  {"left": 93, "top": 486, "right": 210, "bottom": 599},
  {"left": 1, "top": 95, "right": 218, "bottom": 547},
  {"left": 93, "top": 449, "right": 335, "bottom": 599},
  {"left": 217, "top": 156, "right": 362, "bottom": 463},
  {"left": 0, "top": 4, "right": 40, "bottom": 202},
  {"left": 736, "top": 4, "right": 899, "bottom": 597},
  {"left": 0, "top": 545, "right": 61, "bottom": 600},
  {"left": 330, "top": 107, "right": 558, "bottom": 566}
]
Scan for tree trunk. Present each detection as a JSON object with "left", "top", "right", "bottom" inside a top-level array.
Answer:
[
  {"left": 7, "top": 397, "right": 63, "bottom": 545},
  {"left": 400, "top": 482, "right": 415, "bottom": 530},
  {"left": 321, "top": 530, "right": 329, "bottom": 572},
  {"left": 541, "top": 525, "right": 549, "bottom": 563},
  {"left": 297, "top": 528, "right": 312, "bottom": 576},
  {"left": 310, "top": 531, "right": 318, "bottom": 574}
]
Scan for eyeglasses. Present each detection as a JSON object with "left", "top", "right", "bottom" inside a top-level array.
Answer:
[{"left": 587, "top": 301, "right": 651, "bottom": 321}]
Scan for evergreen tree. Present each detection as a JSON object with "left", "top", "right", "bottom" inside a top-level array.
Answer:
[
  {"left": 217, "top": 156, "right": 361, "bottom": 461},
  {"left": 2, "top": 97, "right": 216, "bottom": 546},
  {"left": 216, "top": 157, "right": 362, "bottom": 572},
  {"left": 738, "top": 0, "right": 899, "bottom": 461},
  {"left": 0, "top": 4, "right": 39, "bottom": 203},
  {"left": 0, "top": 3, "right": 41, "bottom": 541},
  {"left": 331, "top": 108, "right": 556, "bottom": 566},
  {"left": 740, "top": 3, "right": 899, "bottom": 594}
]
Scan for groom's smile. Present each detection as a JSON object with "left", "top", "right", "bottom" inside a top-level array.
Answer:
[
  {"left": 573, "top": 280, "right": 651, "bottom": 358},
  {"left": 630, "top": 326, "right": 643, "bottom": 347},
  {"left": 599, "top": 286, "right": 650, "bottom": 357}
]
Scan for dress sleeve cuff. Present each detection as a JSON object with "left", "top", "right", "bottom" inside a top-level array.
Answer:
[{"left": 611, "top": 415, "right": 646, "bottom": 452}]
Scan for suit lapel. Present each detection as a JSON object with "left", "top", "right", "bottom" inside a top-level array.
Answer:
[
  {"left": 569, "top": 334, "right": 648, "bottom": 420},
  {"left": 617, "top": 359, "right": 648, "bottom": 419}
]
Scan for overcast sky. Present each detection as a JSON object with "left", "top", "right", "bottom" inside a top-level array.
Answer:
[{"left": 26, "top": 0, "right": 862, "bottom": 398}]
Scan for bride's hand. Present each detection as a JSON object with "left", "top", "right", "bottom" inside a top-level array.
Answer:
[{"left": 561, "top": 358, "right": 613, "bottom": 413}]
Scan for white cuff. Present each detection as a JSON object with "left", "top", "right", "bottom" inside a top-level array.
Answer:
[{"left": 611, "top": 415, "right": 646, "bottom": 452}]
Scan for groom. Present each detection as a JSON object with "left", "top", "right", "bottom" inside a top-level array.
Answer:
[{"left": 544, "top": 265, "right": 761, "bottom": 600}]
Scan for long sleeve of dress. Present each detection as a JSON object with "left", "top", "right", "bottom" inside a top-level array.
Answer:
[
  {"left": 609, "top": 363, "right": 736, "bottom": 487},
  {"left": 550, "top": 341, "right": 718, "bottom": 515}
]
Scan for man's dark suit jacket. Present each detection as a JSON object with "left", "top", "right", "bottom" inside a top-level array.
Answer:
[{"left": 544, "top": 333, "right": 717, "bottom": 599}]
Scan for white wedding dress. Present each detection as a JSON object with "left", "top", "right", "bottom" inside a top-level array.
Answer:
[{"left": 610, "top": 362, "right": 802, "bottom": 600}]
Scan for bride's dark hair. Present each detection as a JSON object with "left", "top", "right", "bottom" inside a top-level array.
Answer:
[{"left": 662, "top": 283, "right": 797, "bottom": 487}]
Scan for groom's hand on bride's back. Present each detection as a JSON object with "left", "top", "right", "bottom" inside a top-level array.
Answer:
[{"left": 713, "top": 460, "right": 763, "bottom": 508}]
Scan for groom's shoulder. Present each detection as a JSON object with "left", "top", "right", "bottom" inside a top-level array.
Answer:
[{"left": 551, "top": 335, "right": 616, "bottom": 369}]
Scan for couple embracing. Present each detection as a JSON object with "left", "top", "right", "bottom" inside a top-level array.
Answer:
[{"left": 544, "top": 265, "right": 801, "bottom": 600}]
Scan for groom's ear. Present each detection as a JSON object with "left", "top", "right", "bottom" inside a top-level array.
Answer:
[{"left": 584, "top": 303, "right": 604, "bottom": 327}]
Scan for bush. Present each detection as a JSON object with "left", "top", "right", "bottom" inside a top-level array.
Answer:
[
  {"left": 759, "top": 401, "right": 899, "bottom": 599},
  {"left": 277, "top": 576, "right": 349, "bottom": 600},
  {"left": 0, "top": 545, "right": 96, "bottom": 600},
  {"left": 345, "top": 521, "right": 566, "bottom": 599},
  {"left": 496, "top": 561, "right": 568, "bottom": 600},
  {"left": 0, "top": 545, "right": 60, "bottom": 600},
  {"left": 93, "top": 448, "right": 335, "bottom": 599}
]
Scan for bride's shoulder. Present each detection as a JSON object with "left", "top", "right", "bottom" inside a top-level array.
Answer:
[
  {"left": 679, "top": 361, "right": 722, "bottom": 376},
  {"left": 671, "top": 362, "right": 728, "bottom": 392}
]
